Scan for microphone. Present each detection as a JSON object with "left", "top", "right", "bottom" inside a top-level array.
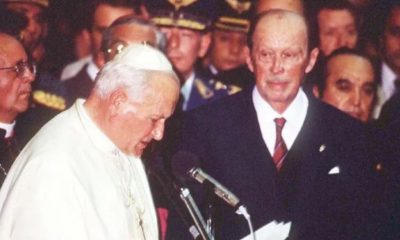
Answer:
[
  {"left": 147, "top": 155, "right": 209, "bottom": 240},
  {"left": 189, "top": 167, "right": 240, "bottom": 208},
  {"left": 171, "top": 151, "right": 240, "bottom": 208},
  {"left": 171, "top": 151, "right": 255, "bottom": 240}
]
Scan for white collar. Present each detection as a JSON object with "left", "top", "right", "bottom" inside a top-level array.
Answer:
[
  {"left": 75, "top": 99, "right": 122, "bottom": 156},
  {"left": 209, "top": 65, "right": 219, "bottom": 75},
  {"left": 252, "top": 86, "right": 308, "bottom": 154},
  {"left": 86, "top": 60, "right": 100, "bottom": 82},
  {"left": 181, "top": 72, "right": 195, "bottom": 111},
  {"left": 0, "top": 121, "right": 16, "bottom": 138},
  {"left": 381, "top": 62, "right": 398, "bottom": 101}
]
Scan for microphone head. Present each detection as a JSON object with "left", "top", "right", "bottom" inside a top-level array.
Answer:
[{"left": 171, "top": 151, "right": 200, "bottom": 182}]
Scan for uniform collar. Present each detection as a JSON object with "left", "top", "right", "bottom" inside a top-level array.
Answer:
[
  {"left": 381, "top": 62, "right": 398, "bottom": 101},
  {"left": 86, "top": 60, "right": 100, "bottom": 82},
  {"left": 181, "top": 72, "right": 196, "bottom": 110}
]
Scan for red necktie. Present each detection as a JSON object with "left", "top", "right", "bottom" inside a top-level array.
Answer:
[{"left": 272, "top": 118, "right": 287, "bottom": 170}]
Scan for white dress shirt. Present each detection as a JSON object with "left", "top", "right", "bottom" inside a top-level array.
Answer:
[
  {"left": 381, "top": 62, "right": 398, "bottom": 102},
  {"left": 252, "top": 87, "right": 308, "bottom": 156},
  {"left": 373, "top": 62, "right": 399, "bottom": 118},
  {"left": 0, "top": 121, "right": 15, "bottom": 138},
  {"left": 86, "top": 59, "right": 100, "bottom": 81},
  {"left": 181, "top": 72, "right": 195, "bottom": 111},
  {"left": 0, "top": 100, "right": 158, "bottom": 240},
  {"left": 60, "top": 55, "right": 92, "bottom": 81}
]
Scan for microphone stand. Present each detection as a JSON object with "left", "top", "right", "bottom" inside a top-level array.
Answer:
[
  {"left": 205, "top": 188, "right": 216, "bottom": 240},
  {"left": 179, "top": 187, "right": 212, "bottom": 240},
  {"left": 236, "top": 205, "right": 256, "bottom": 240}
]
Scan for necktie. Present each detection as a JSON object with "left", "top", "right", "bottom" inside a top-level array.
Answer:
[
  {"left": 1, "top": 130, "right": 20, "bottom": 174},
  {"left": 5, "top": 134, "right": 20, "bottom": 161},
  {"left": 272, "top": 118, "right": 288, "bottom": 170}
]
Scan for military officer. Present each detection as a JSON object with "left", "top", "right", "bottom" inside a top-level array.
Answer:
[
  {"left": 201, "top": 0, "right": 253, "bottom": 90},
  {"left": 148, "top": 0, "right": 237, "bottom": 111}
]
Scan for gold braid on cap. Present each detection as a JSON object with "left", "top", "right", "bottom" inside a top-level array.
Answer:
[
  {"left": 168, "top": 0, "right": 198, "bottom": 11},
  {"left": 225, "top": 0, "right": 251, "bottom": 14}
]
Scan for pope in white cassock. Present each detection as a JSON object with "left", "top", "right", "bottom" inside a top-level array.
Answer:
[{"left": 0, "top": 44, "right": 180, "bottom": 240}]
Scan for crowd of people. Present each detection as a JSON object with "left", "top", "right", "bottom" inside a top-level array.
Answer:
[{"left": 0, "top": 0, "right": 400, "bottom": 239}]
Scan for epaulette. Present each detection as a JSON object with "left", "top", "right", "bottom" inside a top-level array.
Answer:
[
  {"left": 194, "top": 78, "right": 214, "bottom": 99},
  {"left": 209, "top": 79, "right": 242, "bottom": 95},
  {"left": 32, "top": 90, "right": 66, "bottom": 111}
]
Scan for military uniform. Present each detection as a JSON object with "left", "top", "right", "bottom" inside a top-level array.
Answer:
[
  {"left": 200, "top": 0, "right": 254, "bottom": 94},
  {"left": 148, "top": 0, "right": 238, "bottom": 112},
  {"left": 147, "top": 0, "right": 217, "bottom": 32},
  {"left": 17, "top": 72, "right": 67, "bottom": 146},
  {"left": 185, "top": 68, "right": 241, "bottom": 111}
]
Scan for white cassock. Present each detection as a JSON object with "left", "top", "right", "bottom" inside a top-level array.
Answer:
[{"left": 0, "top": 99, "right": 159, "bottom": 240}]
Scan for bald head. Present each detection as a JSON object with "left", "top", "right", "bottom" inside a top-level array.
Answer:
[
  {"left": 255, "top": 0, "right": 304, "bottom": 15},
  {"left": 0, "top": 33, "right": 24, "bottom": 65},
  {"left": 249, "top": 9, "right": 309, "bottom": 51}
]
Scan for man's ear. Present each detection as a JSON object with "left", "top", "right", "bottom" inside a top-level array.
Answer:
[
  {"left": 305, "top": 47, "right": 319, "bottom": 73},
  {"left": 198, "top": 32, "right": 211, "bottom": 58},
  {"left": 109, "top": 89, "right": 128, "bottom": 116},
  {"left": 312, "top": 85, "right": 320, "bottom": 98},
  {"left": 246, "top": 49, "right": 254, "bottom": 72}
]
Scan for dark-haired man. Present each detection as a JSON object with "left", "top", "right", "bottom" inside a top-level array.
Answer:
[
  {"left": 60, "top": 0, "right": 139, "bottom": 81},
  {"left": 313, "top": 48, "right": 377, "bottom": 122},
  {"left": 148, "top": 0, "right": 234, "bottom": 111}
]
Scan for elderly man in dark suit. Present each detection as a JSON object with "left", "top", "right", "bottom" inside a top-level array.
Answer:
[
  {"left": 166, "top": 9, "right": 377, "bottom": 240},
  {"left": 0, "top": 33, "right": 35, "bottom": 186}
]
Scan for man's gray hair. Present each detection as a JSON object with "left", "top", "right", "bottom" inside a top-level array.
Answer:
[{"left": 101, "top": 15, "right": 166, "bottom": 52}]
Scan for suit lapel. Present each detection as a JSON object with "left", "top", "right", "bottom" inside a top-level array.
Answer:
[{"left": 225, "top": 89, "right": 280, "bottom": 211}]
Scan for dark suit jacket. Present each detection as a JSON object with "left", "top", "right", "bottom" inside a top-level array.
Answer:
[
  {"left": 375, "top": 117, "right": 400, "bottom": 240},
  {"left": 0, "top": 129, "right": 21, "bottom": 187},
  {"left": 378, "top": 91, "right": 400, "bottom": 126},
  {"left": 166, "top": 87, "right": 376, "bottom": 240},
  {"left": 65, "top": 64, "right": 94, "bottom": 106}
]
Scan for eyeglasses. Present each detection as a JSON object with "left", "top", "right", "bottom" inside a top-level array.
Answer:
[{"left": 0, "top": 61, "right": 37, "bottom": 78}]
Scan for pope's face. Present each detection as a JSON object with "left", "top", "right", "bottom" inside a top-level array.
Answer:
[{"left": 113, "top": 73, "right": 179, "bottom": 157}]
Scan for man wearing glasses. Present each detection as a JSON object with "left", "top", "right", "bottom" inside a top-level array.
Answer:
[{"left": 0, "top": 33, "right": 35, "bottom": 187}]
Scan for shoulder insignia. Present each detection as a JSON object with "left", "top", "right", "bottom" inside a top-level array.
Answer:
[
  {"left": 32, "top": 90, "right": 66, "bottom": 111},
  {"left": 194, "top": 78, "right": 214, "bottom": 99},
  {"left": 212, "top": 79, "right": 242, "bottom": 95},
  {"left": 227, "top": 84, "right": 242, "bottom": 95},
  {"left": 214, "top": 80, "right": 228, "bottom": 91},
  {"left": 168, "top": 0, "right": 198, "bottom": 10}
]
